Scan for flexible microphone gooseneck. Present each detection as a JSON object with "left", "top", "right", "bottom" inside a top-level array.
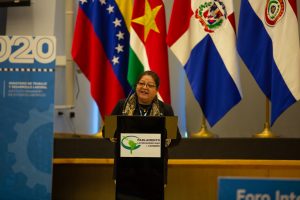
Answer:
[{"left": 122, "top": 88, "right": 134, "bottom": 115}]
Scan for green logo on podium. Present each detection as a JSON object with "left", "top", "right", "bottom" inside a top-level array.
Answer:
[{"left": 121, "top": 136, "right": 141, "bottom": 154}]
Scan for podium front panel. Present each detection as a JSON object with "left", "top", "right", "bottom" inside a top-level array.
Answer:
[{"left": 115, "top": 116, "right": 166, "bottom": 200}]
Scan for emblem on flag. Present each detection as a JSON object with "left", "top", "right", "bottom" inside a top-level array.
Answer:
[
  {"left": 167, "top": 0, "right": 242, "bottom": 126},
  {"left": 195, "top": 0, "right": 227, "bottom": 33},
  {"left": 237, "top": 0, "right": 300, "bottom": 125},
  {"left": 265, "top": 0, "right": 285, "bottom": 26}
]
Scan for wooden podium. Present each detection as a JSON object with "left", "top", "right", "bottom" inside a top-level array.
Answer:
[{"left": 104, "top": 115, "right": 178, "bottom": 200}]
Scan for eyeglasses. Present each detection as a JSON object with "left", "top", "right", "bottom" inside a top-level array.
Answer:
[{"left": 137, "top": 82, "right": 156, "bottom": 88}]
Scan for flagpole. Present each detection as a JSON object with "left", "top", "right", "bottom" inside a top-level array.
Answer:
[
  {"left": 254, "top": 97, "right": 277, "bottom": 138},
  {"left": 95, "top": 126, "right": 103, "bottom": 138},
  {"left": 65, "top": 0, "right": 75, "bottom": 108},
  {"left": 191, "top": 113, "right": 215, "bottom": 138}
]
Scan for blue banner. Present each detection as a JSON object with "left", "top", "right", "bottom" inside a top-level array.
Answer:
[
  {"left": 0, "top": 36, "right": 56, "bottom": 200},
  {"left": 218, "top": 177, "right": 300, "bottom": 200}
]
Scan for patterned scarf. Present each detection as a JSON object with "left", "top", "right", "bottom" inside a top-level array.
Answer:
[{"left": 123, "top": 94, "right": 161, "bottom": 116}]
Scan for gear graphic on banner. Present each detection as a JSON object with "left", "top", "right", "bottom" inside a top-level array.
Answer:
[{"left": 8, "top": 106, "right": 53, "bottom": 193}]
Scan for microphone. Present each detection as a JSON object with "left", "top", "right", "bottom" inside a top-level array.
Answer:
[
  {"left": 122, "top": 88, "right": 134, "bottom": 115},
  {"left": 155, "top": 98, "right": 163, "bottom": 116}
]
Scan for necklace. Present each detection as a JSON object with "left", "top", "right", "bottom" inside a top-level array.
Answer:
[{"left": 138, "top": 104, "right": 151, "bottom": 116}]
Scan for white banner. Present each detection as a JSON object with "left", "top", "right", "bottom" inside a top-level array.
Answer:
[{"left": 120, "top": 133, "right": 161, "bottom": 158}]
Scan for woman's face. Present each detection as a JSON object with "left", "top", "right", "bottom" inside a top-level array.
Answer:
[{"left": 136, "top": 75, "right": 158, "bottom": 105}]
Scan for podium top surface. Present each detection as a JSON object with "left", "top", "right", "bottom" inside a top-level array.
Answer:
[{"left": 104, "top": 115, "right": 178, "bottom": 139}]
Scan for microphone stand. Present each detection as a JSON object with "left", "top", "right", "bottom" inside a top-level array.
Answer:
[{"left": 122, "top": 89, "right": 134, "bottom": 115}]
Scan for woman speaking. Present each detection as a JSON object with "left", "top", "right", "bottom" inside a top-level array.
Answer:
[{"left": 110, "top": 70, "right": 181, "bottom": 147}]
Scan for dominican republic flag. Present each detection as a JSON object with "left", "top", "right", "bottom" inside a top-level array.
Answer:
[
  {"left": 167, "top": 0, "right": 242, "bottom": 126},
  {"left": 72, "top": 0, "right": 132, "bottom": 118},
  {"left": 127, "top": 0, "right": 171, "bottom": 103},
  {"left": 237, "top": 0, "right": 300, "bottom": 125}
]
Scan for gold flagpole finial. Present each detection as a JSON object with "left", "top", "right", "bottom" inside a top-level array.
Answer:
[
  {"left": 254, "top": 97, "right": 277, "bottom": 138},
  {"left": 191, "top": 115, "right": 215, "bottom": 138},
  {"left": 94, "top": 124, "right": 104, "bottom": 138},
  {"left": 254, "top": 122, "right": 277, "bottom": 138}
]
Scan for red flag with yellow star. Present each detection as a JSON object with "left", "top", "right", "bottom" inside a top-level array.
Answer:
[{"left": 127, "top": 0, "right": 170, "bottom": 103}]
